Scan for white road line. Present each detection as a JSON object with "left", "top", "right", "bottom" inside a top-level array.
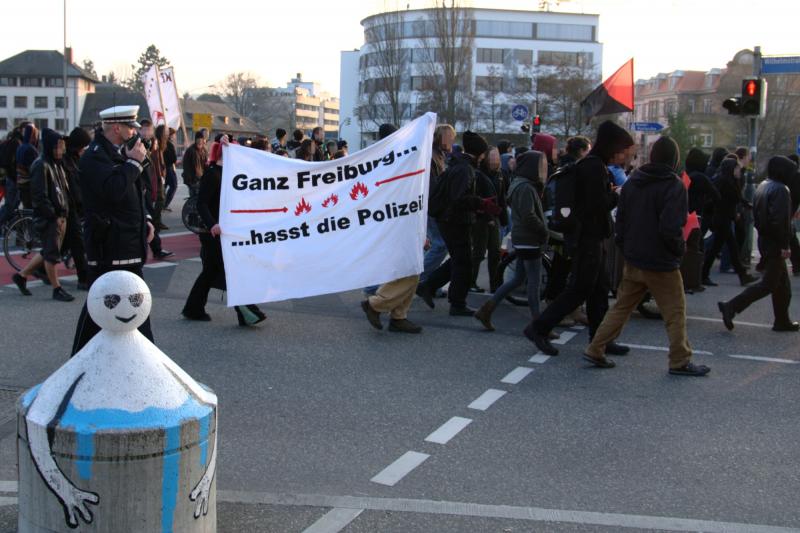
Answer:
[
  {"left": 468, "top": 389, "right": 507, "bottom": 411},
  {"left": 217, "top": 490, "right": 800, "bottom": 533},
  {"left": 529, "top": 354, "right": 551, "bottom": 364},
  {"left": 570, "top": 325, "right": 586, "bottom": 330},
  {"left": 4, "top": 279, "right": 43, "bottom": 289},
  {"left": 143, "top": 262, "right": 177, "bottom": 269},
  {"left": 687, "top": 315, "right": 771, "bottom": 329},
  {"left": 0, "top": 496, "right": 16, "bottom": 507},
  {"left": 370, "top": 451, "right": 430, "bottom": 486},
  {"left": 186, "top": 256, "right": 203, "bottom": 262},
  {"left": 552, "top": 331, "right": 577, "bottom": 344},
  {"left": 425, "top": 416, "right": 472, "bottom": 444},
  {"left": 625, "top": 343, "right": 713, "bottom": 356},
  {"left": 0, "top": 481, "right": 17, "bottom": 492},
  {"left": 302, "top": 508, "right": 364, "bottom": 533},
  {"left": 61, "top": 274, "right": 78, "bottom": 281},
  {"left": 501, "top": 367, "right": 534, "bottom": 385},
  {"left": 729, "top": 354, "right": 799, "bottom": 365}
]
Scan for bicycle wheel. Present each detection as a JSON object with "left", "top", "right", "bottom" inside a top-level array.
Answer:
[
  {"left": 497, "top": 251, "right": 528, "bottom": 307},
  {"left": 4, "top": 216, "right": 41, "bottom": 272},
  {"left": 181, "top": 196, "right": 205, "bottom": 234}
]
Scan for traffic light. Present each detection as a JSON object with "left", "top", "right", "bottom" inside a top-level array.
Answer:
[
  {"left": 722, "top": 97, "right": 741, "bottom": 115},
  {"left": 532, "top": 115, "right": 541, "bottom": 133},
  {"left": 740, "top": 77, "right": 767, "bottom": 117}
]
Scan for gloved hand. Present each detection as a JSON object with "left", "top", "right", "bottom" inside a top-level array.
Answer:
[{"left": 480, "top": 197, "right": 502, "bottom": 217}]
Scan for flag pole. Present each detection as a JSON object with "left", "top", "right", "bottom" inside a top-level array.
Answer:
[
  {"left": 166, "top": 66, "right": 191, "bottom": 151},
  {"left": 153, "top": 65, "right": 168, "bottom": 130}
]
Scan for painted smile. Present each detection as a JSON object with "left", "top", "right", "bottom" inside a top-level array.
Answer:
[{"left": 115, "top": 315, "right": 136, "bottom": 323}]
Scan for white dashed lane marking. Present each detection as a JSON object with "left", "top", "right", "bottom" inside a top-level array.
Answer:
[
  {"left": 529, "top": 354, "right": 551, "bottom": 364},
  {"left": 728, "top": 354, "right": 799, "bottom": 365},
  {"left": 552, "top": 331, "right": 577, "bottom": 344},
  {"left": 302, "top": 508, "right": 364, "bottom": 533},
  {"left": 468, "top": 389, "right": 507, "bottom": 411},
  {"left": 370, "top": 451, "right": 430, "bottom": 487},
  {"left": 625, "top": 343, "right": 713, "bottom": 355},
  {"left": 425, "top": 417, "right": 472, "bottom": 444},
  {"left": 501, "top": 367, "right": 535, "bottom": 385},
  {"left": 143, "top": 262, "right": 177, "bottom": 269}
]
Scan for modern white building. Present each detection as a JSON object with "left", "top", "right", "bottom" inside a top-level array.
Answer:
[
  {"left": 0, "top": 49, "right": 98, "bottom": 136},
  {"left": 339, "top": 7, "right": 602, "bottom": 149}
]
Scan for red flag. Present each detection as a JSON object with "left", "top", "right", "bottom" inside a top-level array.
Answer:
[
  {"left": 680, "top": 172, "right": 700, "bottom": 241},
  {"left": 581, "top": 59, "right": 634, "bottom": 123}
]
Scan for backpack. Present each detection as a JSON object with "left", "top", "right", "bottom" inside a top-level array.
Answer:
[
  {"left": 545, "top": 161, "right": 579, "bottom": 234},
  {"left": 427, "top": 166, "right": 452, "bottom": 218}
]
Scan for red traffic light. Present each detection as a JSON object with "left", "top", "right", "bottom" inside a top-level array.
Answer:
[
  {"left": 745, "top": 79, "right": 757, "bottom": 97},
  {"left": 532, "top": 115, "right": 541, "bottom": 126}
]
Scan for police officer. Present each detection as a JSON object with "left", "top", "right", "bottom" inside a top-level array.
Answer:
[{"left": 71, "top": 105, "right": 156, "bottom": 355}]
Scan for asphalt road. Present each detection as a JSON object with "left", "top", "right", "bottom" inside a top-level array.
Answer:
[{"left": 0, "top": 203, "right": 798, "bottom": 532}]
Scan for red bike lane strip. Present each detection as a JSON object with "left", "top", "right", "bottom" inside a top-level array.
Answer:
[{"left": 375, "top": 168, "right": 426, "bottom": 187}]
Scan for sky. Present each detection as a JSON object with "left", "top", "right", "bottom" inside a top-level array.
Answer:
[{"left": 2, "top": 0, "right": 798, "bottom": 97}]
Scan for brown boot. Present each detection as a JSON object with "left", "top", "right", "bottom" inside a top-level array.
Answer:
[{"left": 474, "top": 300, "right": 497, "bottom": 331}]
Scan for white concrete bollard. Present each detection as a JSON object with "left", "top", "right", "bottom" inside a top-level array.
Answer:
[{"left": 17, "top": 271, "right": 218, "bottom": 532}]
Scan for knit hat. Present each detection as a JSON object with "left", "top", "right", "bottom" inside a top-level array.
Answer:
[
  {"left": 66, "top": 127, "right": 91, "bottom": 154},
  {"left": 514, "top": 150, "right": 546, "bottom": 182},
  {"left": 685, "top": 147, "right": 709, "bottom": 174},
  {"left": 462, "top": 130, "right": 488, "bottom": 157},
  {"left": 531, "top": 133, "right": 557, "bottom": 163},
  {"left": 649, "top": 136, "right": 680, "bottom": 170},
  {"left": 590, "top": 120, "right": 634, "bottom": 164},
  {"left": 767, "top": 155, "right": 798, "bottom": 185},
  {"left": 378, "top": 123, "right": 398, "bottom": 140}
]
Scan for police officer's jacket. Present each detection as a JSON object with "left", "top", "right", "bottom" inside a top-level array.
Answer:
[{"left": 78, "top": 130, "right": 149, "bottom": 266}]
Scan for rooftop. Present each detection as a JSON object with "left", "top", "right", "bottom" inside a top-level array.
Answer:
[{"left": 0, "top": 50, "right": 98, "bottom": 81}]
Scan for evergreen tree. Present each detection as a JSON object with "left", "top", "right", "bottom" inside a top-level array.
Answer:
[{"left": 126, "top": 45, "right": 170, "bottom": 92}]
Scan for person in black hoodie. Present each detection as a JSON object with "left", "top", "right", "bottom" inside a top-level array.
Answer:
[
  {"left": 584, "top": 136, "right": 710, "bottom": 376},
  {"left": 718, "top": 156, "right": 798, "bottom": 332},
  {"left": 11, "top": 129, "right": 74, "bottom": 302},
  {"left": 61, "top": 127, "right": 92, "bottom": 290},
  {"left": 701, "top": 158, "right": 758, "bottom": 286},
  {"left": 525, "top": 121, "right": 633, "bottom": 356},
  {"left": 417, "top": 131, "right": 499, "bottom": 315},
  {"left": 785, "top": 154, "right": 800, "bottom": 276},
  {"left": 683, "top": 148, "right": 719, "bottom": 291}
]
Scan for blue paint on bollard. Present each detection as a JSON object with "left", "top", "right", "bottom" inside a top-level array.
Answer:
[
  {"left": 76, "top": 433, "right": 94, "bottom": 480},
  {"left": 162, "top": 426, "right": 181, "bottom": 533},
  {"left": 198, "top": 415, "right": 209, "bottom": 466}
]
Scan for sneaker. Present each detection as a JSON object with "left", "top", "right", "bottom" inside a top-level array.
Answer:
[
  {"left": 12, "top": 273, "right": 32, "bottom": 296},
  {"left": 52, "top": 287, "right": 75, "bottom": 302},
  {"left": 449, "top": 305, "right": 476, "bottom": 317},
  {"left": 158, "top": 223, "right": 169, "bottom": 231},
  {"left": 717, "top": 301, "right": 734, "bottom": 331},
  {"left": 154, "top": 249, "right": 174, "bottom": 259},
  {"left": 388, "top": 318, "right": 422, "bottom": 333},
  {"left": 669, "top": 362, "right": 710, "bottom": 376},
  {"left": 523, "top": 324, "right": 559, "bottom": 356},
  {"left": 772, "top": 321, "right": 800, "bottom": 332},
  {"left": 182, "top": 311, "right": 212, "bottom": 321},
  {"left": 605, "top": 342, "right": 630, "bottom": 356},
  {"left": 582, "top": 353, "right": 616, "bottom": 368},
  {"left": 360, "top": 300, "right": 383, "bottom": 330},
  {"left": 468, "top": 285, "right": 485, "bottom": 293},
  {"left": 415, "top": 284, "right": 435, "bottom": 309}
]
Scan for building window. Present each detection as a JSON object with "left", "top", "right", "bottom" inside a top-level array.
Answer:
[
  {"left": 0, "top": 96, "right": 6, "bottom": 108},
  {"left": 20, "top": 77, "right": 42, "bottom": 87},
  {"left": 35, "top": 96, "right": 48, "bottom": 109},
  {"left": 699, "top": 133, "right": 712, "bottom": 148},
  {"left": 14, "top": 96, "right": 27, "bottom": 108},
  {"left": 538, "top": 51, "right": 593, "bottom": 67},
  {"left": 34, "top": 118, "right": 48, "bottom": 130},
  {"left": 55, "top": 96, "right": 69, "bottom": 109},
  {"left": 411, "top": 76, "right": 437, "bottom": 91},
  {"left": 0, "top": 118, "right": 7, "bottom": 130},
  {"left": 0, "top": 77, "right": 17, "bottom": 87},
  {"left": 514, "top": 49, "right": 533, "bottom": 65},
  {"left": 687, "top": 99, "right": 696, "bottom": 114},
  {"left": 536, "top": 23, "right": 594, "bottom": 42},
  {"left": 702, "top": 98, "right": 712, "bottom": 114},
  {"left": 475, "top": 20, "right": 533, "bottom": 39},
  {"left": 476, "top": 48, "right": 504, "bottom": 64},
  {"left": 55, "top": 118, "right": 67, "bottom": 131},
  {"left": 665, "top": 100, "right": 677, "bottom": 117},
  {"left": 46, "top": 77, "right": 64, "bottom": 87},
  {"left": 475, "top": 76, "right": 503, "bottom": 92},
  {"left": 13, "top": 117, "right": 28, "bottom": 127}
]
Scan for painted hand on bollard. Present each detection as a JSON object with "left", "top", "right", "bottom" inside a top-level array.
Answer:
[
  {"left": 189, "top": 428, "right": 217, "bottom": 518},
  {"left": 60, "top": 481, "right": 100, "bottom": 528}
]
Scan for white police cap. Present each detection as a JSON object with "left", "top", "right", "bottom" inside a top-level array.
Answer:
[{"left": 99, "top": 105, "right": 141, "bottom": 128}]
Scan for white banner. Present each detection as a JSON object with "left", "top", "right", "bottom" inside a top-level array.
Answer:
[
  {"left": 219, "top": 112, "right": 436, "bottom": 305},
  {"left": 141, "top": 65, "right": 182, "bottom": 130}
]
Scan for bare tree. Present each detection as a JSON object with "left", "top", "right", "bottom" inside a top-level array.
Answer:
[
  {"left": 215, "top": 72, "right": 260, "bottom": 118},
  {"left": 474, "top": 66, "right": 505, "bottom": 134},
  {"left": 536, "top": 58, "right": 599, "bottom": 137},
  {"left": 416, "top": 0, "right": 475, "bottom": 126},
  {"left": 757, "top": 75, "right": 800, "bottom": 162},
  {"left": 249, "top": 88, "right": 296, "bottom": 133}
]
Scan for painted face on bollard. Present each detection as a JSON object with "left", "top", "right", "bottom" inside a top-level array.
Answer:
[{"left": 87, "top": 271, "right": 152, "bottom": 333}]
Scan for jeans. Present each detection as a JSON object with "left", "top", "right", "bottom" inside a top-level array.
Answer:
[
  {"left": 425, "top": 221, "right": 472, "bottom": 308},
  {"left": 728, "top": 246, "right": 792, "bottom": 326},
  {"left": 703, "top": 220, "right": 745, "bottom": 279},
  {"left": 491, "top": 254, "right": 541, "bottom": 317},
  {"left": 0, "top": 178, "right": 19, "bottom": 227},
  {"left": 421, "top": 217, "right": 447, "bottom": 282},
  {"left": 164, "top": 167, "right": 178, "bottom": 209}
]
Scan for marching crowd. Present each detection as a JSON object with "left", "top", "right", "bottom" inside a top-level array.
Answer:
[{"left": 1, "top": 104, "right": 798, "bottom": 373}]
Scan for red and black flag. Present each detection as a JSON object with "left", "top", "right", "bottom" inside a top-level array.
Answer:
[{"left": 581, "top": 58, "right": 634, "bottom": 124}]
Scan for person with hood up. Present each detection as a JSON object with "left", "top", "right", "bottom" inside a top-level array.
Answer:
[
  {"left": 531, "top": 132, "right": 558, "bottom": 177},
  {"left": 474, "top": 150, "right": 548, "bottom": 331},
  {"left": 524, "top": 120, "right": 634, "bottom": 356},
  {"left": 61, "top": 127, "right": 92, "bottom": 290},
  {"left": 718, "top": 156, "right": 798, "bottom": 332},
  {"left": 583, "top": 136, "right": 710, "bottom": 376},
  {"left": 15, "top": 123, "right": 39, "bottom": 208},
  {"left": 700, "top": 158, "right": 757, "bottom": 287},
  {"left": 12, "top": 129, "right": 74, "bottom": 302}
]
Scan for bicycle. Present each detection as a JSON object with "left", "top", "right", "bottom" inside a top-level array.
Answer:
[
  {"left": 495, "top": 244, "right": 553, "bottom": 307},
  {"left": 181, "top": 185, "right": 206, "bottom": 234},
  {"left": 3, "top": 209, "right": 75, "bottom": 273}
]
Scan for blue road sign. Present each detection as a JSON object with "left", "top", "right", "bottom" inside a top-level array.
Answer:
[
  {"left": 632, "top": 122, "right": 664, "bottom": 133},
  {"left": 796, "top": 135, "right": 800, "bottom": 156},
  {"left": 511, "top": 104, "right": 529, "bottom": 121},
  {"left": 761, "top": 56, "right": 800, "bottom": 75}
]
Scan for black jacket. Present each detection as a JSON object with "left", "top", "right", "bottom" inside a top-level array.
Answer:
[
  {"left": 79, "top": 130, "right": 149, "bottom": 264},
  {"left": 616, "top": 163, "right": 687, "bottom": 272},
  {"left": 574, "top": 155, "right": 617, "bottom": 241},
  {"left": 437, "top": 152, "right": 482, "bottom": 225},
  {"left": 754, "top": 178, "right": 792, "bottom": 255},
  {"left": 198, "top": 164, "right": 222, "bottom": 229},
  {"left": 30, "top": 131, "right": 69, "bottom": 225},
  {"left": 711, "top": 172, "right": 742, "bottom": 225},
  {"left": 687, "top": 170, "right": 719, "bottom": 215},
  {"left": 62, "top": 152, "right": 83, "bottom": 217}
]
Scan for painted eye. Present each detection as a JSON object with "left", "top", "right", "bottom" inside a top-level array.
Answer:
[
  {"left": 104, "top": 294, "right": 121, "bottom": 309},
  {"left": 128, "top": 293, "right": 144, "bottom": 308}
]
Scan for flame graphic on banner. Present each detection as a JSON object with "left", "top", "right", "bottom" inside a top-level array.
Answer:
[
  {"left": 350, "top": 182, "right": 369, "bottom": 200},
  {"left": 321, "top": 194, "right": 339, "bottom": 208},
  {"left": 294, "top": 197, "right": 312, "bottom": 216}
]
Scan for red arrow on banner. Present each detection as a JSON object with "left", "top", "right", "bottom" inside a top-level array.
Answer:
[
  {"left": 230, "top": 207, "right": 288, "bottom": 214},
  {"left": 375, "top": 168, "right": 426, "bottom": 187}
]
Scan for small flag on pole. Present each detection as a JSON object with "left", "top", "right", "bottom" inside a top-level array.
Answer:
[{"left": 581, "top": 58, "right": 634, "bottom": 124}]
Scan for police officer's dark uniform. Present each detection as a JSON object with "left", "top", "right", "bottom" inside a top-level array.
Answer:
[{"left": 71, "top": 105, "right": 155, "bottom": 355}]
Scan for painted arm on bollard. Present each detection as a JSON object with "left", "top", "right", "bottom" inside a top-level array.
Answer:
[
  {"left": 189, "top": 425, "right": 217, "bottom": 518},
  {"left": 26, "top": 373, "right": 100, "bottom": 528}
]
